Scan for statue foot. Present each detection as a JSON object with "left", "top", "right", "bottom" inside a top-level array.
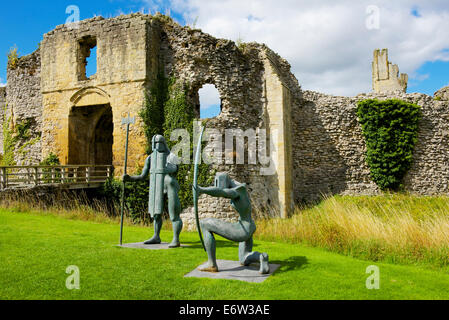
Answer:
[
  {"left": 199, "top": 265, "right": 219, "bottom": 273},
  {"left": 259, "top": 253, "right": 270, "bottom": 274},
  {"left": 168, "top": 240, "right": 180, "bottom": 248},
  {"left": 143, "top": 236, "right": 161, "bottom": 245}
]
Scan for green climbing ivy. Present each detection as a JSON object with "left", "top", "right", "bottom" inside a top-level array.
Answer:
[
  {"left": 100, "top": 174, "right": 149, "bottom": 224},
  {"left": 162, "top": 79, "right": 214, "bottom": 209},
  {"left": 139, "top": 71, "right": 168, "bottom": 155},
  {"left": 2, "top": 105, "right": 16, "bottom": 166},
  {"left": 40, "top": 152, "right": 60, "bottom": 166},
  {"left": 101, "top": 72, "right": 214, "bottom": 222},
  {"left": 357, "top": 99, "right": 422, "bottom": 191},
  {"left": 1, "top": 112, "right": 42, "bottom": 166}
]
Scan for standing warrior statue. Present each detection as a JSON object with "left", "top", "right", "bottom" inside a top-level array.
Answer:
[
  {"left": 123, "top": 135, "right": 183, "bottom": 248},
  {"left": 194, "top": 172, "right": 270, "bottom": 274}
]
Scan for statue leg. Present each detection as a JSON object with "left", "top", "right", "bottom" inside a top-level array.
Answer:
[
  {"left": 144, "top": 214, "right": 162, "bottom": 244},
  {"left": 199, "top": 219, "right": 219, "bottom": 272},
  {"left": 165, "top": 176, "right": 183, "bottom": 248},
  {"left": 198, "top": 218, "right": 253, "bottom": 273},
  {"left": 239, "top": 237, "right": 270, "bottom": 274},
  {"left": 168, "top": 194, "right": 182, "bottom": 248}
]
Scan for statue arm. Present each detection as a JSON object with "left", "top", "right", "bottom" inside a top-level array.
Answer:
[
  {"left": 125, "top": 156, "right": 151, "bottom": 182},
  {"left": 165, "top": 162, "right": 178, "bottom": 174},
  {"left": 197, "top": 186, "right": 239, "bottom": 200}
]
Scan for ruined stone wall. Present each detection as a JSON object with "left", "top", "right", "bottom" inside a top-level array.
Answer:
[
  {"left": 3, "top": 14, "right": 297, "bottom": 229},
  {"left": 154, "top": 18, "right": 270, "bottom": 226},
  {"left": 40, "top": 14, "right": 153, "bottom": 169},
  {"left": 293, "top": 90, "right": 449, "bottom": 203},
  {"left": 372, "top": 49, "right": 408, "bottom": 93},
  {"left": 5, "top": 50, "right": 42, "bottom": 165},
  {"left": 0, "top": 86, "right": 6, "bottom": 154},
  {"left": 151, "top": 17, "right": 307, "bottom": 226},
  {"left": 4, "top": 13, "right": 449, "bottom": 228}
]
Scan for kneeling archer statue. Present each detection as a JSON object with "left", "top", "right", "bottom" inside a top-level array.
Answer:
[{"left": 194, "top": 172, "right": 270, "bottom": 274}]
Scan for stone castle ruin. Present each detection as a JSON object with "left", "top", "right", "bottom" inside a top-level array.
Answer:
[
  {"left": 372, "top": 48, "right": 408, "bottom": 93},
  {"left": 1, "top": 13, "right": 448, "bottom": 226}
]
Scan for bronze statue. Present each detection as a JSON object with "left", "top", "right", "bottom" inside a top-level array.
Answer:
[
  {"left": 123, "top": 135, "right": 183, "bottom": 248},
  {"left": 194, "top": 172, "right": 270, "bottom": 274}
]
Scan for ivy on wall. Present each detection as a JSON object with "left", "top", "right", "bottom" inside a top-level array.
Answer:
[
  {"left": 357, "top": 99, "right": 422, "bottom": 191},
  {"left": 1, "top": 111, "right": 42, "bottom": 166},
  {"left": 101, "top": 72, "right": 214, "bottom": 222},
  {"left": 2, "top": 105, "right": 16, "bottom": 166},
  {"left": 139, "top": 71, "right": 168, "bottom": 155},
  {"left": 162, "top": 79, "right": 214, "bottom": 209}
]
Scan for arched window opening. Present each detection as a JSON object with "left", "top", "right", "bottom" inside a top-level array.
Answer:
[{"left": 198, "top": 84, "right": 222, "bottom": 119}]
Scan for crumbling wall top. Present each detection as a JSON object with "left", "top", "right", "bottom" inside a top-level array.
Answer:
[
  {"left": 372, "top": 48, "right": 408, "bottom": 93},
  {"left": 434, "top": 85, "right": 449, "bottom": 100},
  {"left": 41, "top": 13, "right": 152, "bottom": 93}
]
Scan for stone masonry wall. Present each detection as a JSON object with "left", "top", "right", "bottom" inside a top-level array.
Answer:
[
  {"left": 5, "top": 49, "right": 42, "bottom": 165},
  {"left": 293, "top": 90, "right": 449, "bottom": 203},
  {"left": 154, "top": 18, "right": 273, "bottom": 227},
  {"left": 151, "top": 17, "right": 309, "bottom": 226},
  {"left": 3, "top": 13, "right": 449, "bottom": 229},
  {"left": 40, "top": 14, "right": 151, "bottom": 169},
  {"left": 0, "top": 86, "right": 6, "bottom": 154}
]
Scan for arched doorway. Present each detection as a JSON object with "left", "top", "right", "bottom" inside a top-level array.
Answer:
[{"left": 68, "top": 104, "right": 113, "bottom": 165}]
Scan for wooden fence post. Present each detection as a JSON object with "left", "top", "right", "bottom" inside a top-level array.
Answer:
[
  {"left": 34, "top": 167, "right": 39, "bottom": 186},
  {"left": 1, "top": 168, "right": 7, "bottom": 189},
  {"left": 87, "top": 167, "right": 91, "bottom": 183}
]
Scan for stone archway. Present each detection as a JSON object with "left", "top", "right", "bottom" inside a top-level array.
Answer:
[
  {"left": 68, "top": 88, "right": 113, "bottom": 165},
  {"left": 68, "top": 104, "right": 113, "bottom": 165}
]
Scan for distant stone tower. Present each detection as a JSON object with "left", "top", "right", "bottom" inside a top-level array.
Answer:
[{"left": 372, "top": 49, "right": 408, "bottom": 93}]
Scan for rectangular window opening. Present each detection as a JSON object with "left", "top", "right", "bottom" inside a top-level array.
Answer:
[{"left": 78, "top": 36, "right": 97, "bottom": 81}]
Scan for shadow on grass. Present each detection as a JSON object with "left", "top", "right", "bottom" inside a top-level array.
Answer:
[{"left": 271, "top": 256, "right": 309, "bottom": 275}]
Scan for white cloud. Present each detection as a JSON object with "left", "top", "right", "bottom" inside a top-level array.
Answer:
[
  {"left": 199, "top": 84, "right": 220, "bottom": 110},
  {"left": 143, "top": 0, "right": 449, "bottom": 96},
  {"left": 0, "top": 77, "right": 6, "bottom": 87}
]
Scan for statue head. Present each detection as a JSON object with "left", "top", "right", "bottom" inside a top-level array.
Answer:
[
  {"left": 152, "top": 135, "right": 170, "bottom": 153},
  {"left": 214, "top": 172, "right": 232, "bottom": 189}
]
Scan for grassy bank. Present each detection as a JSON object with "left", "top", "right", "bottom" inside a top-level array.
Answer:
[
  {"left": 256, "top": 194, "right": 449, "bottom": 270},
  {"left": 1, "top": 209, "right": 449, "bottom": 300},
  {"left": 2, "top": 192, "right": 448, "bottom": 271}
]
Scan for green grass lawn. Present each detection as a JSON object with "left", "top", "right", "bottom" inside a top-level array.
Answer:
[{"left": 1, "top": 209, "right": 449, "bottom": 300}]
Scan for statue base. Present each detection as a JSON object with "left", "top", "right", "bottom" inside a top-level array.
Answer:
[
  {"left": 184, "top": 260, "right": 281, "bottom": 283},
  {"left": 118, "top": 242, "right": 189, "bottom": 250}
]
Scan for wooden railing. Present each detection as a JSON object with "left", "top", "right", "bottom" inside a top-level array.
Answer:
[{"left": 0, "top": 165, "right": 114, "bottom": 190}]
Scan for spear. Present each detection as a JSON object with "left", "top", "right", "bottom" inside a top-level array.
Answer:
[{"left": 119, "top": 113, "right": 135, "bottom": 246}]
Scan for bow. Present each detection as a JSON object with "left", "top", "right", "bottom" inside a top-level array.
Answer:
[{"left": 193, "top": 125, "right": 206, "bottom": 251}]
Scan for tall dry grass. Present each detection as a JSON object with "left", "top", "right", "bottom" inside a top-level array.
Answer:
[
  {"left": 255, "top": 195, "right": 449, "bottom": 269},
  {"left": 2, "top": 189, "right": 448, "bottom": 268},
  {"left": 0, "top": 188, "right": 132, "bottom": 225},
  {"left": 0, "top": 188, "right": 169, "bottom": 228}
]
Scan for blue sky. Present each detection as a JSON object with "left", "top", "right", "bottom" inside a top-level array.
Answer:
[
  {"left": 1, "top": 0, "right": 448, "bottom": 101},
  {"left": 0, "top": 0, "right": 184, "bottom": 83}
]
